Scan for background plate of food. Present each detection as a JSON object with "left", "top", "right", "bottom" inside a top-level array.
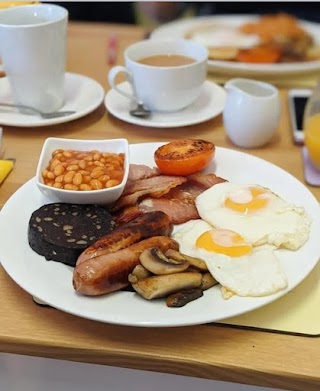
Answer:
[
  {"left": 0, "top": 142, "right": 320, "bottom": 327},
  {"left": 151, "top": 14, "right": 320, "bottom": 75}
]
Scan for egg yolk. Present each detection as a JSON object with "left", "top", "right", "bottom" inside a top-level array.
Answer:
[
  {"left": 196, "top": 228, "right": 252, "bottom": 257},
  {"left": 224, "top": 186, "right": 270, "bottom": 213}
]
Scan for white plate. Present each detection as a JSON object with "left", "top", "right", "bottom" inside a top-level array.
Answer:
[
  {"left": 151, "top": 15, "right": 320, "bottom": 75},
  {"left": 0, "top": 72, "right": 105, "bottom": 127},
  {"left": 105, "top": 80, "right": 226, "bottom": 128},
  {"left": 1, "top": 143, "right": 320, "bottom": 327}
]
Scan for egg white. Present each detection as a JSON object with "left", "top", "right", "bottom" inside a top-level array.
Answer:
[
  {"left": 195, "top": 182, "right": 311, "bottom": 249},
  {"left": 172, "top": 220, "right": 288, "bottom": 297},
  {"left": 190, "top": 25, "right": 260, "bottom": 49}
]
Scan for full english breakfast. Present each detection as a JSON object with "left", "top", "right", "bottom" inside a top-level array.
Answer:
[
  {"left": 28, "top": 139, "right": 312, "bottom": 307},
  {"left": 185, "top": 13, "right": 320, "bottom": 63}
]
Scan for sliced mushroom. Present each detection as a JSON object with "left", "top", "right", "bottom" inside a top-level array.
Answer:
[
  {"left": 131, "top": 264, "right": 152, "bottom": 280},
  {"left": 166, "top": 288, "right": 203, "bottom": 308},
  {"left": 201, "top": 272, "right": 218, "bottom": 291},
  {"left": 131, "top": 272, "right": 202, "bottom": 300},
  {"left": 128, "top": 273, "right": 138, "bottom": 284},
  {"left": 187, "top": 266, "right": 203, "bottom": 273},
  {"left": 165, "top": 249, "right": 208, "bottom": 271},
  {"left": 140, "top": 247, "right": 189, "bottom": 275}
]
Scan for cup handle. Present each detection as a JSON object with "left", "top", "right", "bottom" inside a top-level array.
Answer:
[{"left": 108, "top": 65, "right": 139, "bottom": 103}]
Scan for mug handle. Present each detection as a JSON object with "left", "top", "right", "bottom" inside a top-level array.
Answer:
[{"left": 108, "top": 65, "right": 140, "bottom": 104}]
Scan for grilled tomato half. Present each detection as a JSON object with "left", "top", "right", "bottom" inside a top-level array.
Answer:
[{"left": 154, "top": 139, "right": 215, "bottom": 176}]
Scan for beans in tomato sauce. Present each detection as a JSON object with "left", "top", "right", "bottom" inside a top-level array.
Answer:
[{"left": 42, "top": 149, "right": 125, "bottom": 191}]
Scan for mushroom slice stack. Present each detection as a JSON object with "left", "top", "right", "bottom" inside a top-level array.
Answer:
[{"left": 129, "top": 247, "right": 218, "bottom": 307}]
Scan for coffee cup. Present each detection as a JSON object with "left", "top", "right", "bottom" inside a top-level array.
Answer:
[
  {"left": 108, "top": 39, "right": 208, "bottom": 112},
  {"left": 0, "top": 4, "right": 68, "bottom": 113}
]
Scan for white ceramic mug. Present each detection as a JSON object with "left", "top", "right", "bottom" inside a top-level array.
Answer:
[
  {"left": 0, "top": 4, "right": 68, "bottom": 113},
  {"left": 108, "top": 39, "right": 208, "bottom": 112},
  {"left": 223, "top": 78, "right": 280, "bottom": 148}
]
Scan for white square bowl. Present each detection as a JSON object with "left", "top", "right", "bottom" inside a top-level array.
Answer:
[{"left": 36, "top": 137, "right": 129, "bottom": 205}]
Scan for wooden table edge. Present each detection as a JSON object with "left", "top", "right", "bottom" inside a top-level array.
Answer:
[{"left": 0, "top": 334, "right": 319, "bottom": 391}]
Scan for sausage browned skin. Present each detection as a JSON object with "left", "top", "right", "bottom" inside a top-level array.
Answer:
[
  {"left": 73, "top": 236, "right": 179, "bottom": 296},
  {"left": 77, "top": 211, "right": 173, "bottom": 265}
]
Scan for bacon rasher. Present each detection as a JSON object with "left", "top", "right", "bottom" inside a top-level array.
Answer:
[{"left": 112, "top": 172, "right": 227, "bottom": 225}]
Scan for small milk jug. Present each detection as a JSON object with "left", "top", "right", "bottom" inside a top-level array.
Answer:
[{"left": 223, "top": 78, "right": 280, "bottom": 148}]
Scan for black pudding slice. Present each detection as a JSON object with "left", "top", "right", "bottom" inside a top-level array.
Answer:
[{"left": 28, "top": 203, "right": 115, "bottom": 267}]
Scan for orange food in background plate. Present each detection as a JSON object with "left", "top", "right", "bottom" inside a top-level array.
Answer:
[
  {"left": 239, "top": 13, "right": 314, "bottom": 62},
  {"left": 240, "top": 13, "right": 308, "bottom": 45},
  {"left": 154, "top": 139, "right": 215, "bottom": 176},
  {"left": 237, "top": 46, "right": 281, "bottom": 63}
]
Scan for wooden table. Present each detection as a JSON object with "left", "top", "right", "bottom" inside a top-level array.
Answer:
[{"left": 0, "top": 21, "right": 320, "bottom": 391}]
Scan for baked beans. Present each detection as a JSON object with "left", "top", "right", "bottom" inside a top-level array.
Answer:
[{"left": 42, "top": 149, "right": 125, "bottom": 191}]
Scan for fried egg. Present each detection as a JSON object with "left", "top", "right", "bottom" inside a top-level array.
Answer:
[
  {"left": 195, "top": 182, "right": 311, "bottom": 249},
  {"left": 190, "top": 25, "right": 260, "bottom": 49},
  {"left": 172, "top": 219, "right": 288, "bottom": 297}
]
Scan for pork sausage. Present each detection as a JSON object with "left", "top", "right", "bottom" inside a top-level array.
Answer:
[
  {"left": 73, "top": 236, "right": 179, "bottom": 296},
  {"left": 77, "top": 211, "right": 173, "bottom": 265}
]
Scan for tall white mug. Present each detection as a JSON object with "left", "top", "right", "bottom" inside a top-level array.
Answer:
[{"left": 0, "top": 4, "right": 68, "bottom": 113}]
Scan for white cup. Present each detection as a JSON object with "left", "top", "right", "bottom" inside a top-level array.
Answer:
[
  {"left": 223, "top": 78, "right": 280, "bottom": 148},
  {"left": 108, "top": 39, "right": 208, "bottom": 112},
  {"left": 0, "top": 4, "right": 68, "bottom": 113}
]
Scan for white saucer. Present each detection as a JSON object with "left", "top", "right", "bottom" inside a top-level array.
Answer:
[
  {"left": 0, "top": 72, "right": 105, "bottom": 127},
  {"left": 104, "top": 80, "right": 226, "bottom": 128}
]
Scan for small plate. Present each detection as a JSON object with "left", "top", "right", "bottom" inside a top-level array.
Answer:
[
  {"left": 0, "top": 72, "right": 105, "bottom": 127},
  {"left": 104, "top": 80, "right": 226, "bottom": 128}
]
